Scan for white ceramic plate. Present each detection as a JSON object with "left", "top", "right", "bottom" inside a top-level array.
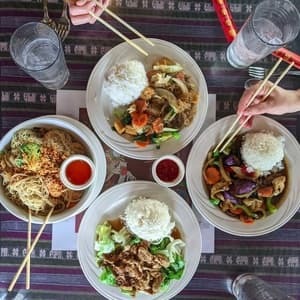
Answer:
[
  {"left": 77, "top": 181, "right": 202, "bottom": 300},
  {"left": 0, "top": 115, "right": 107, "bottom": 224},
  {"left": 186, "top": 115, "right": 300, "bottom": 236},
  {"left": 86, "top": 38, "right": 208, "bottom": 160}
]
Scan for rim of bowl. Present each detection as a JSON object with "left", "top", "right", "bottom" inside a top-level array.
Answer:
[
  {"left": 152, "top": 155, "right": 185, "bottom": 188},
  {"left": 60, "top": 154, "right": 96, "bottom": 191}
]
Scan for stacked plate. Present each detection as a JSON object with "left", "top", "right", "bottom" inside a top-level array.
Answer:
[{"left": 186, "top": 115, "right": 300, "bottom": 236}]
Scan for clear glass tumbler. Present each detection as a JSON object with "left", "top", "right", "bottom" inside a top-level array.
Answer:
[
  {"left": 10, "top": 22, "right": 70, "bottom": 90},
  {"left": 226, "top": 0, "right": 300, "bottom": 69},
  {"left": 231, "top": 273, "right": 295, "bottom": 300}
]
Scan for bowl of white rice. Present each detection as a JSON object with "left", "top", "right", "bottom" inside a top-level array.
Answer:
[
  {"left": 86, "top": 38, "right": 208, "bottom": 160},
  {"left": 186, "top": 115, "right": 300, "bottom": 236}
]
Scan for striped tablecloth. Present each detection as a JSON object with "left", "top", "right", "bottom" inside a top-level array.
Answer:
[{"left": 1, "top": 1, "right": 300, "bottom": 299}]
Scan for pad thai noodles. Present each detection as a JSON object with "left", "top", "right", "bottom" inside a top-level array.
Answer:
[
  {"left": 95, "top": 197, "right": 185, "bottom": 296},
  {"left": 0, "top": 128, "right": 88, "bottom": 216},
  {"left": 112, "top": 57, "right": 199, "bottom": 149},
  {"left": 203, "top": 132, "right": 288, "bottom": 224}
]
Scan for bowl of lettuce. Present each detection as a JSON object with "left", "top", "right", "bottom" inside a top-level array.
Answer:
[{"left": 77, "top": 181, "right": 202, "bottom": 300}]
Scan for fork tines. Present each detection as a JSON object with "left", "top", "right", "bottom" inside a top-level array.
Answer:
[{"left": 248, "top": 66, "right": 265, "bottom": 80}]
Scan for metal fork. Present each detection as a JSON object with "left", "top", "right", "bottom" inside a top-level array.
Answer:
[
  {"left": 55, "top": 0, "right": 71, "bottom": 41},
  {"left": 248, "top": 66, "right": 300, "bottom": 79},
  {"left": 41, "top": 0, "right": 57, "bottom": 31}
]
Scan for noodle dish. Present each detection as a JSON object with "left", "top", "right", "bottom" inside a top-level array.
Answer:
[{"left": 0, "top": 115, "right": 107, "bottom": 224}]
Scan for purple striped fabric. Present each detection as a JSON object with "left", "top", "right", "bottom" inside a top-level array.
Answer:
[{"left": 1, "top": 1, "right": 300, "bottom": 300}]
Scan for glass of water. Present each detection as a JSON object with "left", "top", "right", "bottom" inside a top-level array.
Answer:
[
  {"left": 10, "top": 22, "right": 70, "bottom": 90},
  {"left": 226, "top": 0, "right": 300, "bottom": 69},
  {"left": 231, "top": 273, "right": 295, "bottom": 300}
]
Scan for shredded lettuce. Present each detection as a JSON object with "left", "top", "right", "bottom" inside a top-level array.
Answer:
[
  {"left": 99, "top": 267, "right": 116, "bottom": 286},
  {"left": 95, "top": 222, "right": 115, "bottom": 261},
  {"left": 111, "top": 227, "right": 131, "bottom": 247}
]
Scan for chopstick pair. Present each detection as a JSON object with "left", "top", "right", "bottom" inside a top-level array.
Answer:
[
  {"left": 89, "top": 1, "right": 154, "bottom": 56},
  {"left": 8, "top": 208, "right": 54, "bottom": 292},
  {"left": 214, "top": 58, "right": 295, "bottom": 154}
]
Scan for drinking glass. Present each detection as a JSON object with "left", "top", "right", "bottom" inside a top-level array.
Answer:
[
  {"left": 231, "top": 273, "right": 295, "bottom": 300},
  {"left": 226, "top": 0, "right": 300, "bottom": 69},
  {"left": 10, "top": 22, "right": 70, "bottom": 90}
]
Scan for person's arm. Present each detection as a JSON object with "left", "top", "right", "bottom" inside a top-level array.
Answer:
[
  {"left": 68, "top": 0, "right": 110, "bottom": 26},
  {"left": 237, "top": 81, "right": 300, "bottom": 128}
]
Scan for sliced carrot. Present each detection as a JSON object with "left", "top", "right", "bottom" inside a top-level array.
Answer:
[
  {"left": 204, "top": 166, "right": 221, "bottom": 185},
  {"left": 152, "top": 117, "right": 164, "bottom": 133},
  {"left": 131, "top": 112, "right": 148, "bottom": 129},
  {"left": 257, "top": 186, "right": 273, "bottom": 198},
  {"left": 229, "top": 207, "right": 243, "bottom": 215},
  {"left": 135, "top": 99, "right": 147, "bottom": 113},
  {"left": 134, "top": 139, "right": 150, "bottom": 148}
]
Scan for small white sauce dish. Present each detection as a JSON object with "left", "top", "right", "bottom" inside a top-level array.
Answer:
[
  {"left": 59, "top": 154, "right": 96, "bottom": 191},
  {"left": 152, "top": 154, "right": 185, "bottom": 188}
]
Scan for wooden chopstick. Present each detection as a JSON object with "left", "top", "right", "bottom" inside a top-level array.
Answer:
[
  {"left": 88, "top": 11, "right": 148, "bottom": 56},
  {"left": 95, "top": 2, "right": 154, "bottom": 47},
  {"left": 25, "top": 209, "right": 32, "bottom": 290},
  {"left": 219, "top": 61, "right": 294, "bottom": 153},
  {"left": 8, "top": 207, "right": 54, "bottom": 292},
  {"left": 213, "top": 58, "right": 283, "bottom": 153}
]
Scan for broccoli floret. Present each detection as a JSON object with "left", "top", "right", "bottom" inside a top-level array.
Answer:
[
  {"left": 20, "top": 142, "right": 41, "bottom": 159},
  {"left": 151, "top": 131, "right": 180, "bottom": 148}
]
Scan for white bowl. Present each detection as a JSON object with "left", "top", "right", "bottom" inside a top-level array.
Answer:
[
  {"left": 59, "top": 154, "right": 96, "bottom": 191},
  {"left": 152, "top": 155, "right": 185, "bottom": 187},
  {"left": 0, "top": 115, "right": 107, "bottom": 224},
  {"left": 77, "top": 181, "right": 202, "bottom": 300},
  {"left": 186, "top": 115, "right": 300, "bottom": 236},
  {"left": 86, "top": 38, "right": 208, "bottom": 160}
]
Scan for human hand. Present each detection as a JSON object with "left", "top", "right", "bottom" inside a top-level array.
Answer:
[
  {"left": 237, "top": 81, "right": 300, "bottom": 128},
  {"left": 68, "top": 0, "right": 110, "bottom": 26}
]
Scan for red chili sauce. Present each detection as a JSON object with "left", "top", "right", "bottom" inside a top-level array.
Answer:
[
  {"left": 66, "top": 159, "right": 92, "bottom": 186},
  {"left": 156, "top": 159, "right": 179, "bottom": 182}
]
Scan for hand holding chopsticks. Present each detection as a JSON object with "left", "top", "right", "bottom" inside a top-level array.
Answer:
[
  {"left": 68, "top": 0, "right": 153, "bottom": 56},
  {"left": 214, "top": 59, "right": 295, "bottom": 154},
  {"left": 89, "top": 1, "right": 154, "bottom": 56},
  {"left": 8, "top": 207, "right": 54, "bottom": 292}
]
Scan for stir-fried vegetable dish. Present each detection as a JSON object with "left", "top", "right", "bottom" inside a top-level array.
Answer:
[
  {"left": 95, "top": 219, "right": 185, "bottom": 296},
  {"left": 112, "top": 57, "right": 199, "bottom": 148},
  {"left": 203, "top": 135, "right": 287, "bottom": 224}
]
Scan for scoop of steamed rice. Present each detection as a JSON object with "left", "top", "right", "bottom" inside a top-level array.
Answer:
[
  {"left": 124, "top": 196, "right": 175, "bottom": 242},
  {"left": 103, "top": 60, "right": 148, "bottom": 107},
  {"left": 241, "top": 132, "right": 284, "bottom": 172}
]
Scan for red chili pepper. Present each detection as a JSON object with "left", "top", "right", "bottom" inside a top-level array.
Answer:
[{"left": 241, "top": 165, "right": 255, "bottom": 177}]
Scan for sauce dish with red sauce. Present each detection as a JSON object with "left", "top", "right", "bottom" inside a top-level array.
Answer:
[
  {"left": 152, "top": 155, "right": 185, "bottom": 188},
  {"left": 60, "top": 154, "right": 96, "bottom": 191}
]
